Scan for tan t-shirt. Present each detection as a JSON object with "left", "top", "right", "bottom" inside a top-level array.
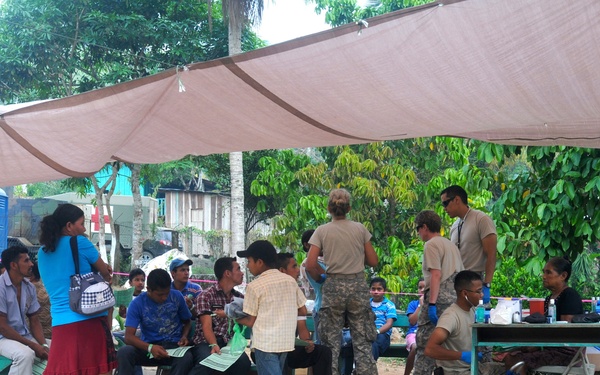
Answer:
[
  {"left": 422, "top": 236, "right": 464, "bottom": 290},
  {"left": 309, "top": 219, "right": 372, "bottom": 274},
  {"left": 449, "top": 209, "right": 496, "bottom": 273},
  {"left": 436, "top": 303, "right": 474, "bottom": 372}
]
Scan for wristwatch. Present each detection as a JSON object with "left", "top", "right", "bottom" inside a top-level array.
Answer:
[{"left": 483, "top": 282, "right": 491, "bottom": 288}]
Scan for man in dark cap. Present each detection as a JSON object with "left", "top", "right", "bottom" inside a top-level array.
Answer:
[{"left": 236, "top": 240, "right": 307, "bottom": 375}]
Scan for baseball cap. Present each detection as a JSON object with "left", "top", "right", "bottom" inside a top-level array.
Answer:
[
  {"left": 237, "top": 240, "right": 277, "bottom": 264},
  {"left": 169, "top": 258, "right": 193, "bottom": 272}
]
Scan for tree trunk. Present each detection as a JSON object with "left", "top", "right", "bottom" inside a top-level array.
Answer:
[
  {"left": 227, "top": 2, "right": 246, "bottom": 254},
  {"left": 113, "top": 223, "right": 122, "bottom": 285},
  {"left": 105, "top": 171, "right": 117, "bottom": 269},
  {"left": 91, "top": 178, "right": 108, "bottom": 263},
  {"left": 90, "top": 163, "right": 119, "bottom": 264},
  {"left": 130, "top": 164, "right": 144, "bottom": 266},
  {"left": 229, "top": 152, "right": 245, "bottom": 254}
]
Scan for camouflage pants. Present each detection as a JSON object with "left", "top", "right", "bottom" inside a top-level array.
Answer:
[
  {"left": 318, "top": 274, "right": 378, "bottom": 375},
  {"left": 414, "top": 273, "right": 458, "bottom": 375}
]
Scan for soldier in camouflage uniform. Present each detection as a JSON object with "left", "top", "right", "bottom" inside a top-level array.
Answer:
[
  {"left": 305, "top": 189, "right": 379, "bottom": 375},
  {"left": 413, "top": 210, "right": 464, "bottom": 375},
  {"left": 321, "top": 275, "right": 378, "bottom": 374}
]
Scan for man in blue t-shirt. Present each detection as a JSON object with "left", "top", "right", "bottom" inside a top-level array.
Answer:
[{"left": 117, "top": 269, "right": 193, "bottom": 375}]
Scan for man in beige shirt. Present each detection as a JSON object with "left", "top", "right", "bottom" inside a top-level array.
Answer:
[
  {"left": 441, "top": 185, "right": 497, "bottom": 307},
  {"left": 237, "top": 241, "right": 306, "bottom": 375}
]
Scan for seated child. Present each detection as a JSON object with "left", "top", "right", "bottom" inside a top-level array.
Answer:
[
  {"left": 370, "top": 277, "right": 397, "bottom": 359},
  {"left": 405, "top": 278, "right": 425, "bottom": 375},
  {"left": 340, "top": 276, "right": 398, "bottom": 375},
  {"left": 129, "top": 268, "right": 146, "bottom": 297}
]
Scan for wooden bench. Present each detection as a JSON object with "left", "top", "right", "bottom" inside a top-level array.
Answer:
[
  {"left": 304, "top": 313, "right": 411, "bottom": 359},
  {"left": 305, "top": 312, "right": 412, "bottom": 359},
  {"left": 0, "top": 355, "right": 46, "bottom": 375}
]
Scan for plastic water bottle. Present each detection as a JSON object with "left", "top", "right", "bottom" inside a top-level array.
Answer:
[
  {"left": 476, "top": 300, "right": 485, "bottom": 323},
  {"left": 596, "top": 297, "right": 600, "bottom": 313},
  {"left": 547, "top": 299, "right": 557, "bottom": 323}
]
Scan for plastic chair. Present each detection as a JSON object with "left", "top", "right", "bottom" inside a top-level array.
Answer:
[
  {"left": 113, "top": 287, "right": 135, "bottom": 308},
  {"left": 533, "top": 348, "right": 595, "bottom": 375}
]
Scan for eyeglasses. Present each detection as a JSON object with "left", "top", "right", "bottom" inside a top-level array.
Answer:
[
  {"left": 465, "top": 289, "right": 483, "bottom": 295},
  {"left": 442, "top": 196, "right": 455, "bottom": 207},
  {"left": 416, "top": 224, "right": 423, "bottom": 232}
]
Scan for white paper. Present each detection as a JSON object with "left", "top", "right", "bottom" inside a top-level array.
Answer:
[
  {"left": 199, "top": 346, "right": 244, "bottom": 372},
  {"left": 148, "top": 345, "right": 193, "bottom": 359}
]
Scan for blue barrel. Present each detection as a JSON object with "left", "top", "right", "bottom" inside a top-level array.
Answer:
[{"left": 0, "top": 188, "right": 7, "bottom": 252}]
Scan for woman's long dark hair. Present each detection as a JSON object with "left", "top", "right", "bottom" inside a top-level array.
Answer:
[{"left": 39, "top": 203, "right": 84, "bottom": 252}]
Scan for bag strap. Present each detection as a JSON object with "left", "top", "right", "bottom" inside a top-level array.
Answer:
[{"left": 70, "top": 236, "right": 80, "bottom": 275}]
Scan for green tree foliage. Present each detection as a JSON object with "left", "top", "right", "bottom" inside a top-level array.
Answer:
[
  {"left": 0, "top": 0, "right": 264, "bottom": 103},
  {"left": 309, "top": 0, "right": 434, "bottom": 27},
  {"left": 250, "top": 139, "right": 492, "bottom": 292},
  {"left": 490, "top": 146, "right": 600, "bottom": 282},
  {"left": 1, "top": 0, "right": 264, "bottom": 263},
  {"left": 14, "top": 181, "right": 69, "bottom": 198},
  {"left": 251, "top": 149, "right": 320, "bottom": 249},
  {"left": 250, "top": 140, "right": 600, "bottom": 299},
  {"left": 490, "top": 257, "right": 544, "bottom": 302},
  {"left": 312, "top": 143, "right": 419, "bottom": 239}
]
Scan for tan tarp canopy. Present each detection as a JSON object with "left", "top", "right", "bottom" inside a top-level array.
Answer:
[{"left": 1, "top": 0, "right": 599, "bottom": 186}]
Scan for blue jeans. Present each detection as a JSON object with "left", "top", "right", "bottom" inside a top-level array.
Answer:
[
  {"left": 372, "top": 333, "right": 390, "bottom": 360},
  {"left": 312, "top": 310, "right": 321, "bottom": 344},
  {"left": 254, "top": 350, "right": 287, "bottom": 375},
  {"left": 340, "top": 352, "right": 354, "bottom": 375}
]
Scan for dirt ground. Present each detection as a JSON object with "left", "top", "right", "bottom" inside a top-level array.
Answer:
[
  {"left": 295, "top": 358, "right": 406, "bottom": 374},
  {"left": 287, "top": 358, "right": 405, "bottom": 375},
  {"left": 377, "top": 357, "right": 407, "bottom": 373}
]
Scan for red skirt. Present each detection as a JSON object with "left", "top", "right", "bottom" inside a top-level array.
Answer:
[{"left": 44, "top": 317, "right": 117, "bottom": 375}]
